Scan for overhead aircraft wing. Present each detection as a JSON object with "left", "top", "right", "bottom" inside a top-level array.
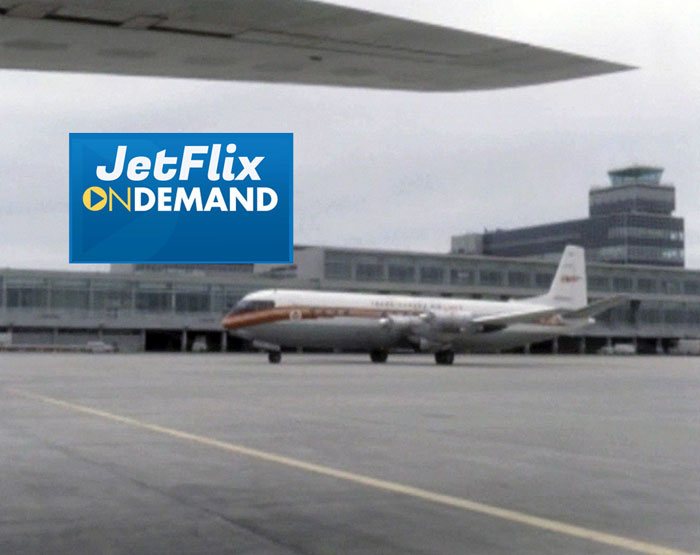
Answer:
[{"left": 0, "top": 0, "right": 632, "bottom": 91}]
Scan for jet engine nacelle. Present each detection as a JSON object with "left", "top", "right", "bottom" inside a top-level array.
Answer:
[
  {"left": 378, "top": 314, "right": 423, "bottom": 329},
  {"left": 420, "top": 311, "right": 475, "bottom": 333}
]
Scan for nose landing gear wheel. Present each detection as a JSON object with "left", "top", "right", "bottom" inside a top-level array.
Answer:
[
  {"left": 370, "top": 349, "right": 389, "bottom": 363},
  {"left": 435, "top": 350, "right": 455, "bottom": 365},
  {"left": 268, "top": 351, "right": 282, "bottom": 364}
]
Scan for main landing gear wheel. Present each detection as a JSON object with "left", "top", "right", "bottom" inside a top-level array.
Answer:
[
  {"left": 370, "top": 349, "right": 389, "bottom": 363},
  {"left": 434, "top": 350, "right": 455, "bottom": 365},
  {"left": 268, "top": 351, "right": 282, "bottom": 364}
]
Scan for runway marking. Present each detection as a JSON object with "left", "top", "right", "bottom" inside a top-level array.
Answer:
[{"left": 8, "top": 387, "right": 695, "bottom": 555}]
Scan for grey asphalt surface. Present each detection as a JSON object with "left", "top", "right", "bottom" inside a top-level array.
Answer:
[{"left": 0, "top": 353, "right": 698, "bottom": 554}]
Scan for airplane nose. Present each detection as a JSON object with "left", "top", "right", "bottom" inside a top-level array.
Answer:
[{"left": 221, "top": 315, "right": 235, "bottom": 329}]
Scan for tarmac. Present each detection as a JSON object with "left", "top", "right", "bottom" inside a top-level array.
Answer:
[{"left": 0, "top": 353, "right": 698, "bottom": 554}]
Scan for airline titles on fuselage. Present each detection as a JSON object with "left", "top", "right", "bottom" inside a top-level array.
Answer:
[{"left": 368, "top": 299, "right": 466, "bottom": 313}]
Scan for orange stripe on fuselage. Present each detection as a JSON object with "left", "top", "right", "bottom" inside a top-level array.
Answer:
[{"left": 220, "top": 305, "right": 417, "bottom": 330}]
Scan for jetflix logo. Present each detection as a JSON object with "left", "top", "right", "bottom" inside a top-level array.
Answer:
[
  {"left": 69, "top": 133, "right": 293, "bottom": 263},
  {"left": 78, "top": 145, "right": 278, "bottom": 214}
]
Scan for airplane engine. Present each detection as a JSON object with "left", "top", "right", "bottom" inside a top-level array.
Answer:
[
  {"left": 420, "top": 311, "right": 476, "bottom": 333},
  {"left": 378, "top": 315, "right": 423, "bottom": 329}
]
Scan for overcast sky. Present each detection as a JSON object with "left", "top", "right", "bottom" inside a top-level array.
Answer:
[{"left": 1, "top": 0, "right": 699, "bottom": 271}]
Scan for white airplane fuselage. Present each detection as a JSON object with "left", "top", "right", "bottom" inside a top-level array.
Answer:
[
  {"left": 222, "top": 289, "right": 588, "bottom": 353},
  {"left": 220, "top": 246, "right": 611, "bottom": 364}
]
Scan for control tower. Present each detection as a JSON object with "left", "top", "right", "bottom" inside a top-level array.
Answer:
[{"left": 451, "top": 166, "right": 685, "bottom": 267}]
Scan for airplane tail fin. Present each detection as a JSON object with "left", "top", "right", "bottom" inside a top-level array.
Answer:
[{"left": 531, "top": 245, "right": 587, "bottom": 311}]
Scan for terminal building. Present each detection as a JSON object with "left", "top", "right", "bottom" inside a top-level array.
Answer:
[
  {"left": 1, "top": 166, "right": 698, "bottom": 354},
  {"left": 451, "top": 166, "right": 685, "bottom": 267},
  {"left": 2, "top": 243, "right": 700, "bottom": 354}
]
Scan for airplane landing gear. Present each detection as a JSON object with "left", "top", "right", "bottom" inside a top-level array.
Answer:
[
  {"left": 434, "top": 350, "right": 455, "bottom": 365},
  {"left": 370, "top": 349, "right": 388, "bottom": 363},
  {"left": 268, "top": 351, "right": 282, "bottom": 364}
]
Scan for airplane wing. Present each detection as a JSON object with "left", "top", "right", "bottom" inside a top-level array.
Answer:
[
  {"left": 470, "top": 295, "right": 629, "bottom": 329},
  {"left": 0, "top": 0, "right": 632, "bottom": 91},
  {"left": 472, "top": 306, "right": 562, "bottom": 328},
  {"left": 563, "top": 295, "right": 628, "bottom": 319}
]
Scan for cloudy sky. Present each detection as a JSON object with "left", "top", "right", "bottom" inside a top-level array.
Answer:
[{"left": 1, "top": 0, "right": 699, "bottom": 270}]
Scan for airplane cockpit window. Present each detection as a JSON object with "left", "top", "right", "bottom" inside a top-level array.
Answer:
[{"left": 228, "top": 299, "right": 275, "bottom": 315}]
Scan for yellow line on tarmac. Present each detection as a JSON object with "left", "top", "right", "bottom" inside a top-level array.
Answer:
[{"left": 8, "top": 387, "right": 696, "bottom": 555}]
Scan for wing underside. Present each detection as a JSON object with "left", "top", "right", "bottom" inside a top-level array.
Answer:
[
  {"left": 0, "top": 0, "right": 632, "bottom": 90},
  {"left": 472, "top": 307, "right": 561, "bottom": 328}
]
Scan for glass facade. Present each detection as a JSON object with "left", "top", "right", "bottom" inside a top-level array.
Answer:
[
  {"left": 92, "top": 280, "right": 133, "bottom": 311},
  {"left": 135, "top": 284, "right": 171, "bottom": 312},
  {"left": 637, "top": 278, "right": 657, "bottom": 293},
  {"left": 174, "top": 284, "right": 211, "bottom": 313},
  {"left": 479, "top": 269, "right": 503, "bottom": 286},
  {"left": 535, "top": 272, "right": 554, "bottom": 288},
  {"left": 508, "top": 271, "right": 530, "bottom": 287},
  {"left": 420, "top": 266, "right": 444, "bottom": 284},
  {"left": 386, "top": 257, "right": 416, "bottom": 283},
  {"left": 0, "top": 273, "right": 255, "bottom": 316},
  {"left": 2, "top": 243, "right": 700, "bottom": 346},
  {"left": 612, "top": 277, "right": 633, "bottom": 292},
  {"left": 588, "top": 275, "right": 609, "bottom": 292},
  {"left": 388, "top": 264, "right": 415, "bottom": 283},
  {"left": 450, "top": 268, "right": 474, "bottom": 285},
  {"left": 356, "top": 262, "right": 384, "bottom": 282},
  {"left": 324, "top": 252, "right": 353, "bottom": 280},
  {"left": 608, "top": 166, "right": 663, "bottom": 186},
  {"left": 590, "top": 184, "right": 674, "bottom": 216},
  {"left": 51, "top": 278, "right": 90, "bottom": 310},
  {"left": 5, "top": 277, "right": 48, "bottom": 309}
]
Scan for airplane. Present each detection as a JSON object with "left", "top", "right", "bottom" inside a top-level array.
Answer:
[
  {"left": 221, "top": 245, "right": 626, "bottom": 364},
  {"left": 0, "top": 1, "right": 631, "bottom": 91}
]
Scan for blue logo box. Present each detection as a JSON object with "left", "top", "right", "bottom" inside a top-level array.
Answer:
[{"left": 69, "top": 133, "right": 293, "bottom": 263}]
